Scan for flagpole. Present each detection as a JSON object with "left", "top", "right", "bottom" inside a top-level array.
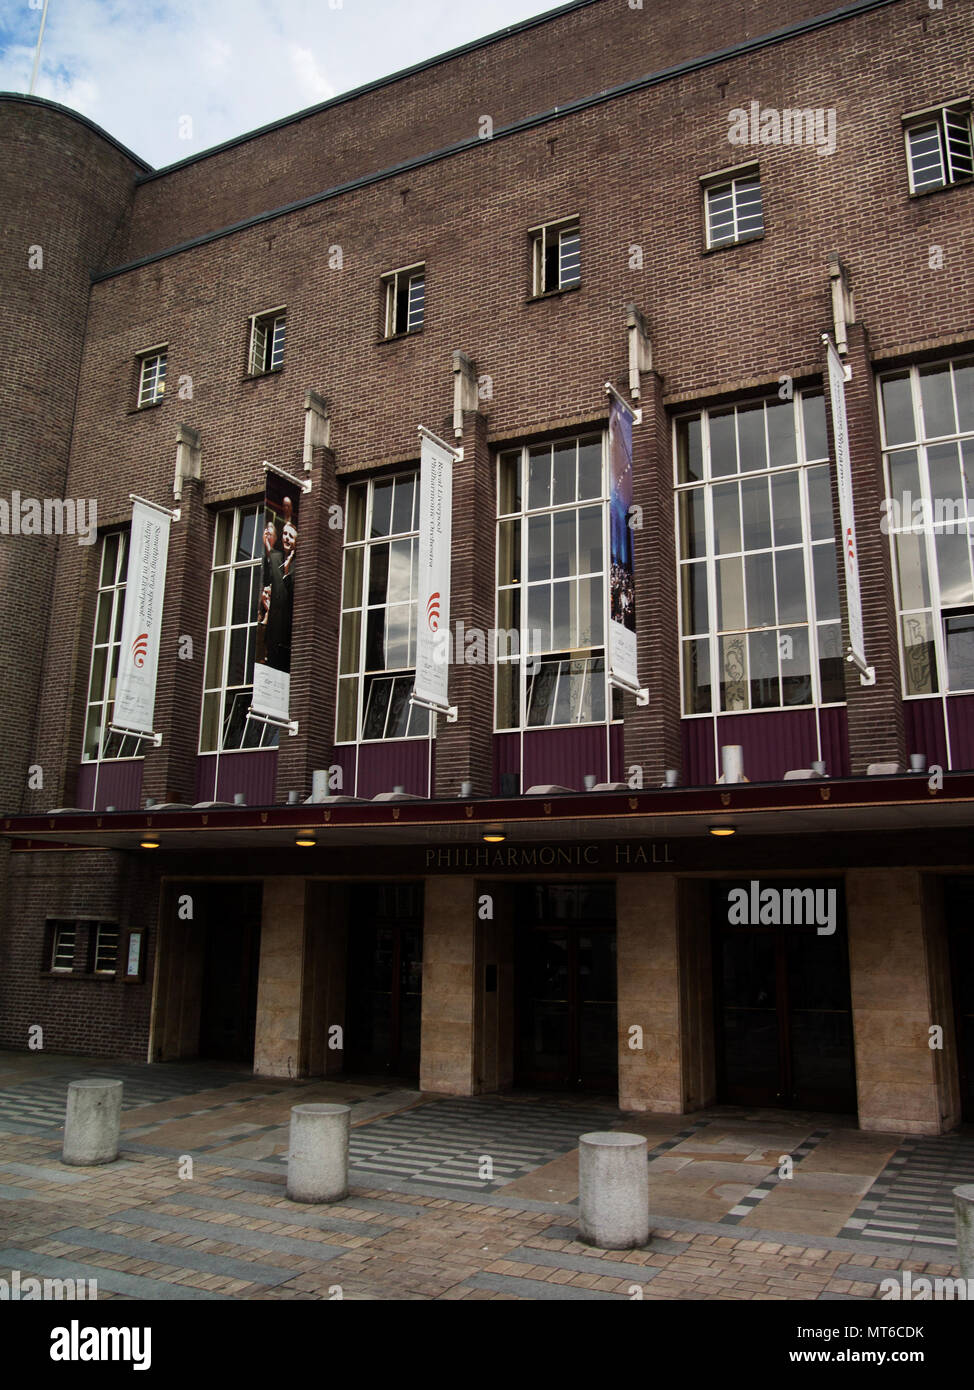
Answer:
[{"left": 29, "top": 0, "right": 51, "bottom": 95}]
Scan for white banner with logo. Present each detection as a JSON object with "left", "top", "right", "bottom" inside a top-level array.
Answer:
[
  {"left": 824, "top": 337, "right": 867, "bottom": 673},
  {"left": 414, "top": 431, "right": 454, "bottom": 711},
  {"left": 114, "top": 500, "right": 171, "bottom": 735}
]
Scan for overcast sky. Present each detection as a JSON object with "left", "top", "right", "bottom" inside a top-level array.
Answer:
[{"left": 0, "top": 0, "right": 555, "bottom": 168}]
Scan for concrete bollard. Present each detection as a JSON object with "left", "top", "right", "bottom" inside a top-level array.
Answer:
[
  {"left": 286, "top": 1103, "right": 351, "bottom": 1204},
  {"left": 954, "top": 1185, "right": 974, "bottom": 1280},
  {"left": 62, "top": 1079, "right": 123, "bottom": 1166},
  {"left": 578, "top": 1131, "right": 650, "bottom": 1250}
]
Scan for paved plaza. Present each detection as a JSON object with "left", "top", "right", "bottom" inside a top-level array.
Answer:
[{"left": 0, "top": 1051, "right": 971, "bottom": 1301}]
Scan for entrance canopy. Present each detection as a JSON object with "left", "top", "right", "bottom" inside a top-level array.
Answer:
[{"left": 4, "top": 774, "right": 974, "bottom": 871}]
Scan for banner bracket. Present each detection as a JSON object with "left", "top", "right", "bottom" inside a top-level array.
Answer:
[
  {"left": 609, "top": 675, "right": 648, "bottom": 706},
  {"left": 247, "top": 708, "right": 299, "bottom": 736},
  {"left": 846, "top": 650, "right": 876, "bottom": 686},
  {"left": 108, "top": 724, "right": 163, "bottom": 748},
  {"left": 261, "top": 462, "right": 311, "bottom": 495},
  {"left": 417, "top": 425, "right": 463, "bottom": 462},
  {"left": 409, "top": 693, "right": 458, "bottom": 723},
  {"left": 604, "top": 381, "right": 642, "bottom": 426},
  {"left": 128, "top": 494, "right": 180, "bottom": 523}
]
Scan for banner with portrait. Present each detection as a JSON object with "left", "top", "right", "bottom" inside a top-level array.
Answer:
[
  {"left": 607, "top": 396, "right": 639, "bottom": 693},
  {"left": 252, "top": 470, "right": 300, "bottom": 724}
]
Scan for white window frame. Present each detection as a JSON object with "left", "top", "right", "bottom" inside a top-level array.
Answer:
[
  {"left": 336, "top": 471, "right": 431, "bottom": 744},
  {"left": 82, "top": 530, "right": 144, "bottom": 762},
  {"left": 494, "top": 433, "right": 618, "bottom": 732},
  {"left": 137, "top": 346, "right": 167, "bottom": 407},
  {"left": 382, "top": 265, "right": 425, "bottom": 337},
  {"left": 49, "top": 922, "right": 77, "bottom": 973},
  {"left": 903, "top": 102, "right": 974, "bottom": 194},
  {"left": 530, "top": 218, "right": 581, "bottom": 296},
  {"left": 878, "top": 358, "right": 974, "bottom": 708},
  {"left": 92, "top": 923, "right": 120, "bottom": 975},
  {"left": 702, "top": 165, "right": 764, "bottom": 249},
  {"left": 248, "top": 307, "right": 286, "bottom": 375},
  {"left": 673, "top": 392, "right": 843, "bottom": 719},
  {"left": 199, "top": 506, "right": 280, "bottom": 754}
]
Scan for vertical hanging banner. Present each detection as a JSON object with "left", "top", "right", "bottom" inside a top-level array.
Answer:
[
  {"left": 252, "top": 470, "right": 300, "bottom": 724},
  {"left": 413, "top": 429, "right": 455, "bottom": 711},
  {"left": 607, "top": 395, "right": 640, "bottom": 693},
  {"left": 824, "top": 335, "right": 868, "bottom": 675},
  {"left": 113, "top": 500, "right": 172, "bottom": 736}
]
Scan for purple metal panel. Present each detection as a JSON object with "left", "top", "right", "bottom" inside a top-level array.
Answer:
[
  {"left": 331, "top": 746, "right": 357, "bottom": 798},
  {"left": 352, "top": 740, "right": 433, "bottom": 800},
  {"left": 946, "top": 695, "right": 974, "bottom": 771},
  {"left": 818, "top": 707, "right": 851, "bottom": 778},
  {"left": 195, "top": 751, "right": 278, "bottom": 806},
  {"left": 904, "top": 699, "right": 949, "bottom": 772},
  {"left": 523, "top": 726, "right": 615, "bottom": 790},
  {"left": 75, "top": 760, "right": 144, "bottom": 812},
  {"left": 681, "top": 718, "right": 716, "bottom": 786},
  {"left": 493, "top": 727, "right": 623, "bottom": 793},
  {"left": 492, "top": 733, "right": 519, "bottom": 794},
  {"left": 715, "top": 710, "right": 819, "bottom": 782}
]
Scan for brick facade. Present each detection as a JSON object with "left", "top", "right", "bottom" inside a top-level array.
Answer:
[{"left": 1, "top": 0, "right": 973, "bottom": 1065}]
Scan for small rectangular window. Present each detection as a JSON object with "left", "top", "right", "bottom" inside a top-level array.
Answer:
[
  {"left": 530, "top": 219, "right": 581, "bottom": 295},
  {"left": 92, "top": 924, "right": 120, "bottom": 975},
  {"left": 137, "top": 348, "right": 167, "bottom": 407},
  {"left": 382, "top": 265, "right": 425, "bottom": 337},
  {"left": 248, "top": 309, "right": 286, "bottom": 375},
  {"left": 905, "top": 105, "right": 973, "bottom": 193},
  {"left": 704, "top": 171, "right": 764, "bottom": 249},
  {"left": 50, "top": 923, "right": 77, "bottom": 972}
]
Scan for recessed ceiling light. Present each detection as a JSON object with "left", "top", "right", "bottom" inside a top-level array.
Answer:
[
  {"left": 483, "top": 826, "right": 505, "bottom": 843},
  {"left": 140, "top": 838, "right": 159, "bottom": 849},
  {"left": 708, "top": 824, "right": 736, "bottom": 837},
  {"left": 295, "top": 832, "right": 317, "bottom": 847}
]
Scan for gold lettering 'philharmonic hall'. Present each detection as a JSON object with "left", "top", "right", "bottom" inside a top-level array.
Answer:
[{"left": 425, "top": 843, "right": 674, "bottom": 869}]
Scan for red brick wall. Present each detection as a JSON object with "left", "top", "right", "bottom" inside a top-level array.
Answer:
[
  {"left": 0, "top": 851, "right": 157, "bottom": 1060},
  {"left": 3, "top": 0, "right": 974, "bottom": 1056},
  {"left": 24, "top": 0, "right": 969, "bottom": 807},
  {"left": 113, "top": 0, "right": 843, "bottom": 266}
]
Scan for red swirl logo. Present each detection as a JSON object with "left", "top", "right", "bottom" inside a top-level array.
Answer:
[
  {"left": 132, "top": 632, "right": 149, "bottom": 668},
  {"left": 426, "top": 593, "right": 440, "bottom": 632}
]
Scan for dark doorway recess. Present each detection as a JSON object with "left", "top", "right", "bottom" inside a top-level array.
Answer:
[
  {"left": 713, "top": 879, "right": 857, "bottom": 1112},
  {"left": 945, "top": 878, "right": 974, "bottom": 1121},
  {"left": 514, "top": 882, "right": 617, "bottom": 1092},
  {"left": 345, "top": 883, "right": 423, "bottom": 1079},
  {"left": 197, "top": 883, "right": 262, "bottom": 1062}
]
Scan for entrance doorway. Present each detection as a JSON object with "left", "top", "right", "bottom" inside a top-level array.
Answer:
[
  {"left": 514, "top": 883, "right": 617, "bottom": 1092},
  {"left": 197, "top": 884, "right": 262, "bottom": 1062},
  {"left": 946, "top": 878, "right": 974, "bottom": 1120},
  {"left": 713, "top": 880, "right": 857, "bottom": 1111},
  {"left": 345, "top": 884, "right": 423, "bottom": 1079}
]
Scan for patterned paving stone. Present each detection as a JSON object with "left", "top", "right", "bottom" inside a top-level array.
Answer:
[
  {"left": 267, "top": 1095, "right": 618, "bottom": 1192},
  {"left": 840, "top": 1133, "right": 974, "bottom": 1249}
]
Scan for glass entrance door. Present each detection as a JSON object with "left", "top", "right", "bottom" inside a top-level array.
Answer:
[
  {"left": 714, "top": 880, "right": 857, "bottom": 1111},
  {"left": 345, "top": 885, "right": 423, "bottom": 1079},
  {"left": 514, "top": 884, "right": 617, "bottom": 1091}
]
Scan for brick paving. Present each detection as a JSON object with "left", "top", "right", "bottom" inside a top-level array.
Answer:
[{"left": 0, "top": 1052, "right": 970, "bottom": 1301}]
